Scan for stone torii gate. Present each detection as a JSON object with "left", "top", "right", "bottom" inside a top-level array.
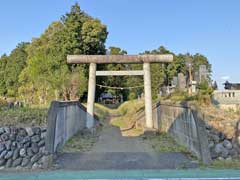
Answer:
[{"left": 67, "top": 54, "right": 173, "bottom": 130}]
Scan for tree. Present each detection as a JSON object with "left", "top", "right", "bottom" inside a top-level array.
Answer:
[
  {"left": 18, "top": 3, "right": 108, "bottom": 104},
  {"left": 5, "top": 43, "right": 29, "bottom": 97},
  {"left": 0, "top": 54, "right": 8, "bottom": 96}
]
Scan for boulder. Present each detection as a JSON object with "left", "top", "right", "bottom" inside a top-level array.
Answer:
[
  {"left": 21, "top": 158, "right": 30, "bottom": 167},
  {"left": 9, "top": 134, "right": 16, "bottom": 141},
  {"left": 215, "top": 143, "right": 224, "bottom": 154},
  {"left": 19, "top": 148, "right": 26, "bottom": 157},
  {"left": 31, "top": 135, "right": 40, "bottom": 143},
  {"left": 208, "top": 141, "right": 215, "bottom": 149},
  {"left": 24, "top": 142, "right": 31, "bottom": 149},
  {"left": 4, "top": 127, "right": 10, "bottom": 134},
  {"left": 223, "top": 140, "right": 233, "bottom": 150},
  {"left": 22, "top": 136, "right": 31, "bottom": 144},
  {"left": 5, "top": 141, "right": 12, "bottom": 150},
  {"left": 12, "top": 158, "right": 22, "bottom": 167},
  {"left": 41, "top": 132, "right": 46, "bottom": 139},
  {"left": 25, "top": 127, "right": 34, "bottom": 137},
  {"left": 0, "top": 128, "right": 5, "bottom": 135},
  {"left": 38, "top": 140, "right": 45, "bottom": 147},
  {"left": 5, "top": 159, "right": 12, "bottom": 168},
  {"left": 16, "top": 135, "right": 24, "bottom": 142},
  {"left": 4, "top": 151, "right": 13, "bottom": 159},
  {"left": 27, "top": 148, "right": 34, "bottom": 157},
  {"left": 1, "top": 133, "right": 9, "bottom": 141},
  {"left": 210, "top": 149, "right": 218, "bottom": 159},
  {"left": 229, "top": 149, "right": 238, "bottom": 158},
  {"left": 12, "top": 149, "right": 19, "bottom": 160},
  {"left": 221, "top": 148, "right": 229, "bottom": 158},
  {"left": 31, "top": 154, "right": 42, "bottom": 163},
  {"left": 0, "top": 143, "right": 6, "bottom": 153},
  {"left": 0, "top": 150, "right": 7, "bottom": 159},
  {"left": 218, "top": 132, "right": 226, "bottom": 141},
  {"left": 209, "top": 134, "right": 220, "bottom": 143},
  {"left": 33, "top": 127, "right": 41, "bottom": 135},
  {"left": 18, "top": 128, "right": 27, "bottom": 137},
  {"left": 31, "top": 143, "right": 39, "bottom": 154},
  {"left": 0, "top": 159, "right": 6, "bottom": 166}
]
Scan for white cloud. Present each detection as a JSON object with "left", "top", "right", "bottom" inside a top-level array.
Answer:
[{"left": 221, "top": 76, "right": 230, "bottom": 80}]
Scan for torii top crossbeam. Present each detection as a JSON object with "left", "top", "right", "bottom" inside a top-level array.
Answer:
[{"left": 67, "top": 54, "right": 173, "bottom": 64}]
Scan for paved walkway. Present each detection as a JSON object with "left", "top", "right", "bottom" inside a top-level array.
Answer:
[{"left": 56, "top": 112, "right": 198, "bottom": 170}]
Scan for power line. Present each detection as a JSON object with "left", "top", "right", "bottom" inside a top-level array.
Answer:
[{"left": 96, "top": 84, "right": 144, "bottom": 90}]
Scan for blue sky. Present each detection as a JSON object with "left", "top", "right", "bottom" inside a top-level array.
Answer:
[{"left": 0, "top": 0, "right": 240, "bottom": 89}]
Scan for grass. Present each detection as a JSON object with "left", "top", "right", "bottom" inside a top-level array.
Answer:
[
  {"left": 140, "top": 133, "right": 189, "bottom": 153},
  {"left": 63, "top": 130, "right": 98, "bottom": 152},
  {"left": 209, "top": 159, "right": 240, "bottom": 169},
  {"left": 0, "top": 106, "right": 48, "bottom": 126}
]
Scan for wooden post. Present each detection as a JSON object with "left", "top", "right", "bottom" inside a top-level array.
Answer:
[
  {"left": 86, "top": 63, "right": 96, "bottom": 128},
  {"left": 143, "top": 62, "right": 153, "bottom": 129}
]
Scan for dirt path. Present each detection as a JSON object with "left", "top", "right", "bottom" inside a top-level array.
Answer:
[{"left": 90, "top": 113, "right": 153, "bottom": 152}]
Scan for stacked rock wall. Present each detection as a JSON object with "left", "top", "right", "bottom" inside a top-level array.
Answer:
[
  {"left": 0, "top": 126, "right": 47, "bottom": 169},
  {"left": 207, "top": 122, "right": 240, "bottom": 160}
]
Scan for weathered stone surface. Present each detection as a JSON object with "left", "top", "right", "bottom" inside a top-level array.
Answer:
[
  {"left": 21, "top": 157, "right": 30, "bottom": 167},
  {"left": 0, "top": 143, "right": 6, "bottom": 153},
  {"left": 4, "top": 151, "right": 13, "bottom": 159},
  {"left": 218, "top": 132, "right": 226, "bottom": 141},
  {"left": 12, "top": 158, "right": 22, "bottom": 167},
  {"left": 4, "top": 127, "right": 10, "bottom": 134},
  {"left": 0, "top": 159, "right": 6, "bottom": 166},
  {"left": 25, "top": 127, "right": 34, "bottom": 137},
  {"left": 0, "top": 127, "right": 5, "bottom": 135},
  {"left": 38, "top": 140, "right": 45, "bottom": 147},
  {"left": 5, "top": 141, "right": 11, "bottom": 150},
  {"left": 33, "top": 127, "right": 41, "bottom": 135},
  {"left": 32, "top": 163, "right": 39, "bottom": 169},
  {"left": 0, "top": 126, "right": 47, "bottom": 170},
  {"left": 209, "top": 134, "right": 220, "bottom": 143},
  {"left": 220, "top": 148, "right": 229, "bottom": 158},
  {"left": 12, "top": 149, "right": 19, "bottom": 160},
  {"left": 24, "top": 142, "right": 31, "bottom": 149},
  {"left": 1, "top": 133, "right": 9, "bottom": 141},
  {"left": 215, "top": 143, "right": 224, "bottom": 154},
  {"left": 9, "top": 134, "right": 16, "bottom": 141},
  {"left": 229, "top": 148, "right": 238, "bottom": 158},
  {"left": 223, "top": 140, "right": 233, "bottom": 150},
  {"left": 31, "top": 145, "right": 39, "bottom": 154},
  {"left": 18, "top": 128, "right": 27, "bottom": 137},
  {"left": 31, "top": 135, "right": 40, "bottom": 143},
  {"left": 31, "top": 154, "right": 42, "bottom": 163},
  {"left": 41, "top": 132, "right": 46, "bottom": 139},
  {"left": 208, "top": 141, "right": 215, "bottom": 149},
  {"left": 17, "top": 142, "right": 24, "bottom": 149},
  {"left": 5, "top": 159, "right": 12, "bottom": 168},
  {"left": 27, "top": 148, "right": 34, "bottom": 157},
  {"left": 0, "top": 150, "right": 7, "bottom": 159},
  {"left": 19, "top": 148, "right": 26, "bottom": 157},
  {"left": 22, "top": 136, "right": 31, "bottom": 144}
]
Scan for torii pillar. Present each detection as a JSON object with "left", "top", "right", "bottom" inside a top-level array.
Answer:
[
  {"left": 67, "top": 54, "right": 173, "bottom": 130},
  {"left": 86, "top": 63, "right": 96, "bottom": 128}
]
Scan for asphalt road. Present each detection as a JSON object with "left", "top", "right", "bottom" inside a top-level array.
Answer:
[{"left": 1, "top": 169, "right": 240, "bottom": 180}]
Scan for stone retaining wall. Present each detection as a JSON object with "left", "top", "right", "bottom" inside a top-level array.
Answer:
[
  {"left": 45, "top": 101, "right": 98, "bottom": 155},
  {"left": 155, "top": 102, "right": 211, "bottom": 165},
  {"left": 0, "top": 126, "right": 47, "bottom": 169}
]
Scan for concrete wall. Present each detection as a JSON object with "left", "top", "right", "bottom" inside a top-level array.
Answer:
[
  {"left": 155, "top": 102, "right": 211, "bottom": 165},
  {"left": 213, "top": 90, "right": 240, "bottom": 106},
  {"left": 45, "top": 101, "right": 98, "bottom": 154}
]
